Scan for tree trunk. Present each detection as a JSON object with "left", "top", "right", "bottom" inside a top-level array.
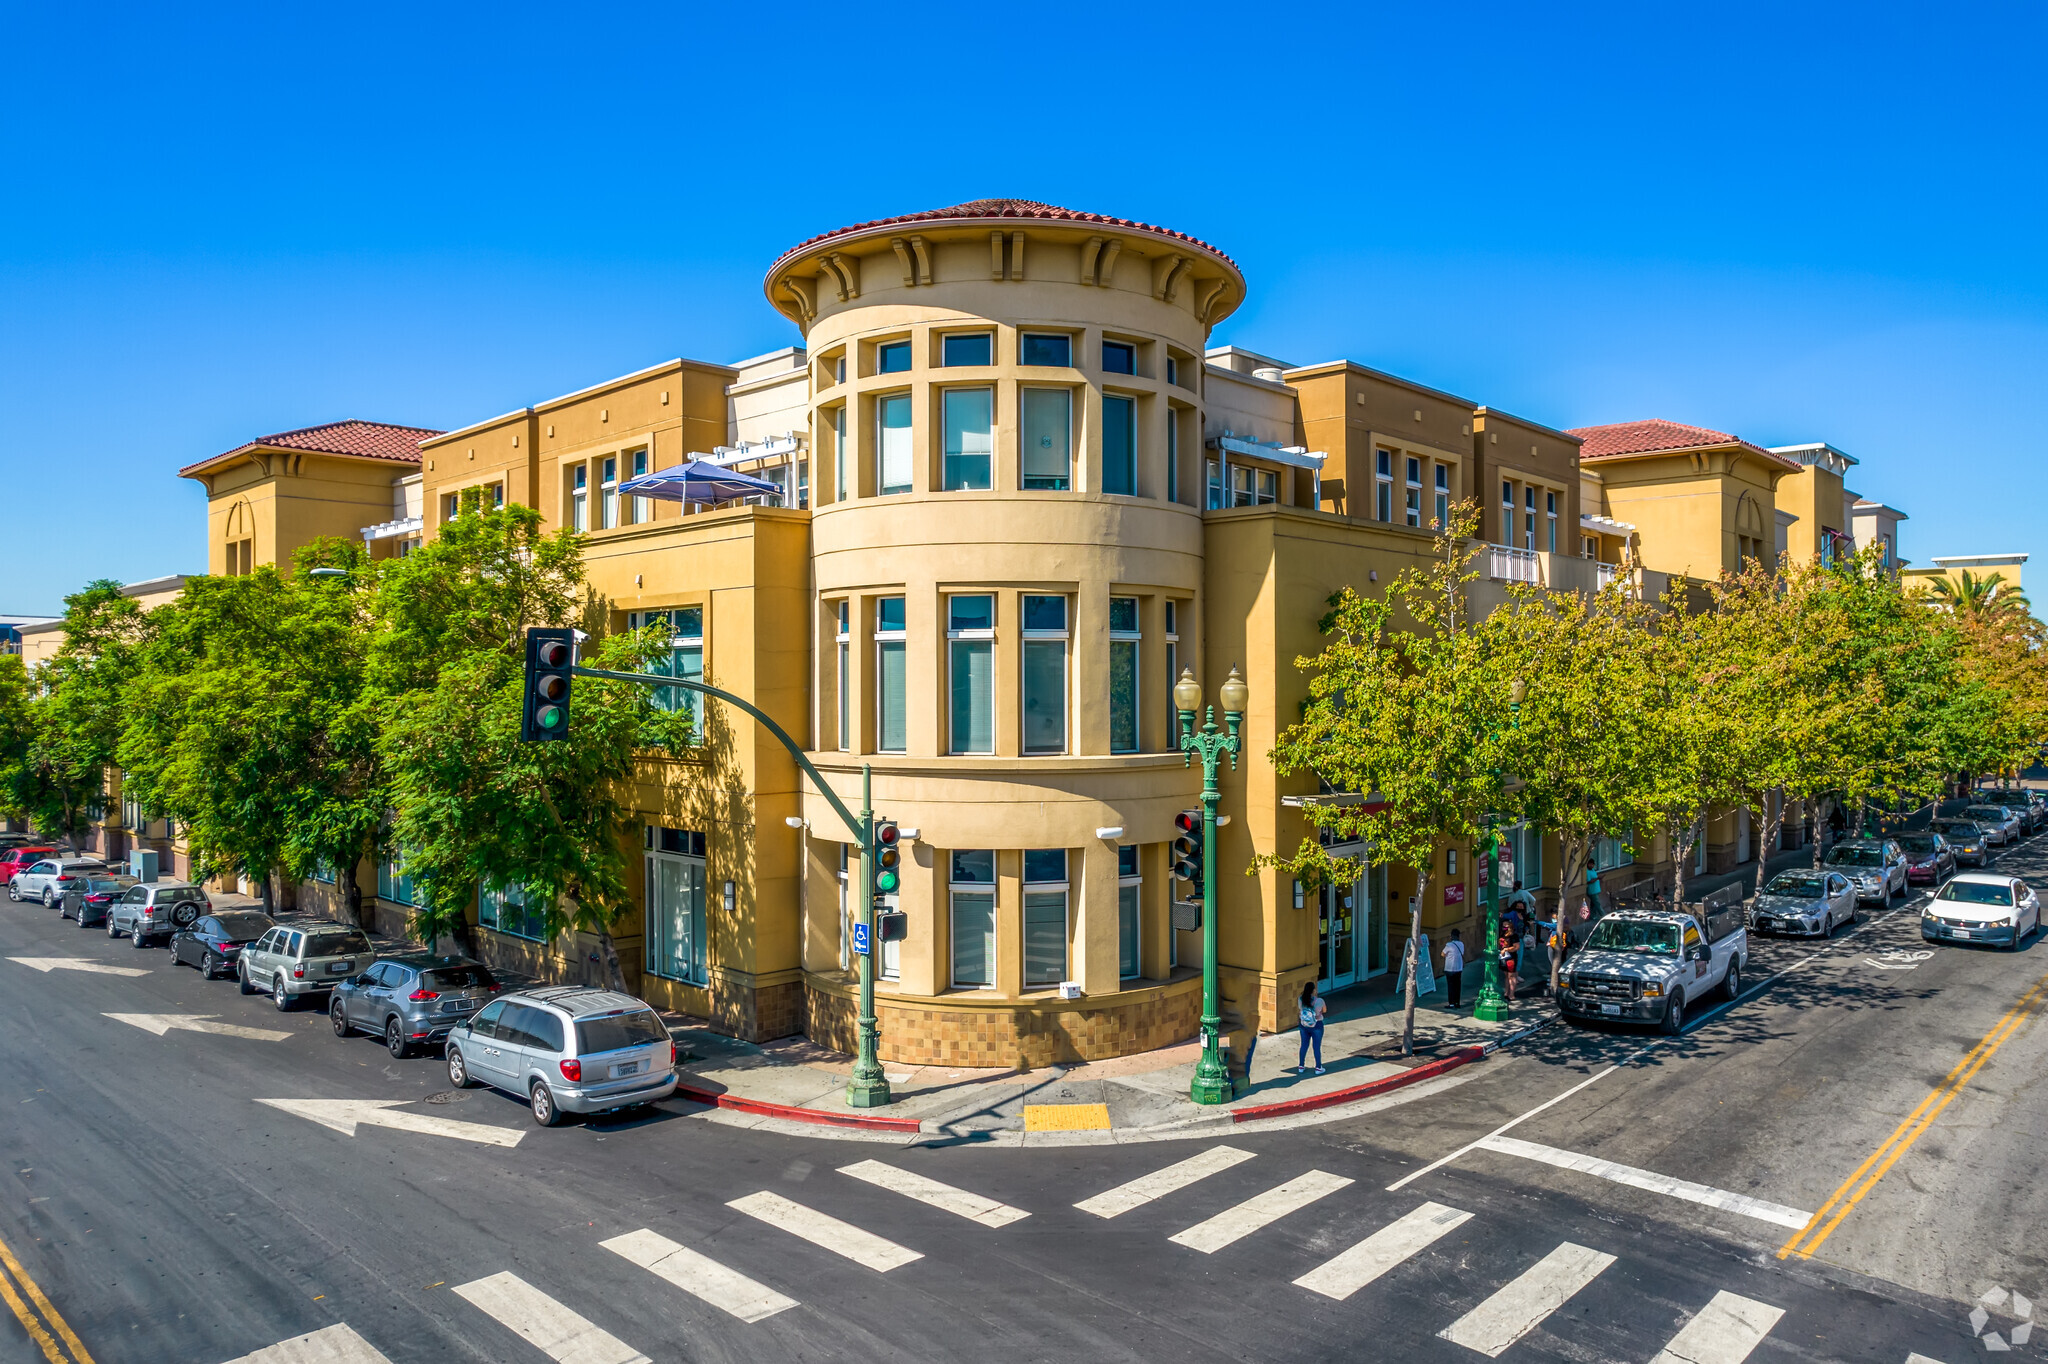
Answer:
[
  {"left": 1670, "top": 821, "right": 1692, "bottom": 912},
  {"left": 1401, "top": 866, "right": 1433, "bottom": 1058},
  {"left": 1756, "top": 797, "right": 1786, "bottom": 905},
  {"left": 258, "top": 866, "right": 274, "bottom": 916},
  {"left": 339, "top": 854, "right": 366, "bottom": 932},
  {"left": 594, "top": 927, "right": 628, "bottom": 994},
  {"left": 1810, "top": 796, "right": 1835, "bottom": 869}
]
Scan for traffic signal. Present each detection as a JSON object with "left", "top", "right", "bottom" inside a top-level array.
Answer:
[
  {"left": 871, "top": 820, "right": 901, "bottom": 896},
  {"left": 877, "top": 910, "right": 908, "bottom": 942},
  {"left": 522, "top": 628, "right": 576, "bottom": 741},
  {"left": 1172, "top": 810, "right": 1204, "bottom": 886}
]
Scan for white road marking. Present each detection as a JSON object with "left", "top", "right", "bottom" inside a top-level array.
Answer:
[
  {"left": 1167, "top": 1169, "right": 1353, "bottom": 1254},
  {"left": 1074, "top": 1145, "right": 1256, "bottom": 1218},
  {"left": 1905, "top": 1355, "right": 1950, "bottom": 1364},
  {"left": 453, "top": 1271, "right": 650, "bottom": 1364},
  {"left": 218, "top": 1323, "right": 394, "bottom": 1364},
  {"left": 1648, "top": 1290, "right": 1785, "bottom": 1364},
  {"left": 600, "top": 1228, "right": 798, "bottom": 1323},
  {"left": 727, "top": 1191, "right": 923, "bottom": 1271},
  {"left": 838, "top": 1159, "right": 1030, "bottom": 1228},
  {"left": 256, "top": 1098, "right": 524, "bottom": 1148},
  {"left": 1437, "top": 1241, "right": 1616, "bottom": 1357},
  {"left": 107, "top": 1012, "right": 291, "bottom": 1042},
  {"left": 8, "top": 956, "right": 149, "bottom": 977},
  {"left": 1390, "top": 893, "right": 1934, "bottom": 1193},
  {"left": 1476, "top": 1135, "right": 1813, "bottom": 1229},
  {"left": 1292, "top": 1201, "right": 1472, "bottom": 1301}
]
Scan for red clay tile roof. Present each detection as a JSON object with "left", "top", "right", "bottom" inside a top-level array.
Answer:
[
  {"left": 180, "top": 420, "right": 441, "bottom": 477},
  {"left": 1566, "top": 419, "right": 1801, "bottom": 471},
  {"left": 769, "top": 198, "right": 1238, "bottom": 274}
]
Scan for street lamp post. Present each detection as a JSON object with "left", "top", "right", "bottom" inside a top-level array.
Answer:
[
  {"left": 1472, "top": 678, "right": 1526, "bottom": 1023},
  {"left": 1176, "top": 665, "right": 1248, "bottom": 1106}
]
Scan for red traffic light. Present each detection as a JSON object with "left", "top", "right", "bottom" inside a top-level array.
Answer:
[
  {"left": 876, "top": 824, "right": 900, "bottom": 846},
  {"left": 1174, "top": 810, "right": 1200, "bottom": 836},
  {"left": 537, "top": 639, "right": 572, "bottom": 668}
]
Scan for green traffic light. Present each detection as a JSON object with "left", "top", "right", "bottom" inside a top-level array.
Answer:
[
  {"left": 536, "top": 704, "right": 565, "bottom": 730},
  {"left": 875, "top": 868, "right": 899, "bottom": 894}
]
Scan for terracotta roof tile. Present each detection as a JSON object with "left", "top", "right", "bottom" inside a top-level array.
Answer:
[
  {"left": 769, "top": 198, "right": 1237, "bottom": 273},
  {"left": 1566, "top": 418, "right": 1800, "bottom": 470},
  {"left": 180, "top": 419, "right": 441, "bottom": 477}
]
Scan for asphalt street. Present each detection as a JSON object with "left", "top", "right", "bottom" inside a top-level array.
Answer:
[{"left": 0, "top": 832, "right": 2042, "bottom": 1363}]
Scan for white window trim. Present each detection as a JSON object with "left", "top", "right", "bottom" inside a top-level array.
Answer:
[
  {"left": 941, "top": 386, "right": 996, "bottom": 492},
  {"left": 1118, "top": 849, "right": 1143, "bottom": 981},
  {"left": 1021, "top": 594, "right": 1071, "bottom": 756},
  {"left": 941, "top": 331, "right": 995, "bottom": 367},
  {"left": 835, "top": 602, "right": 851, "bottom": 752},
  {"left": 1022, "top": 854, "right": 1071, "bottom": 990},
  {"left": 877, "top": 392, "right": 913, "bottom": 497}
]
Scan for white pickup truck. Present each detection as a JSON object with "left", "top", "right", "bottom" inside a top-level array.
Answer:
[{"left": 1558, "top": 907, "right": 1746, "bottom": 1035}]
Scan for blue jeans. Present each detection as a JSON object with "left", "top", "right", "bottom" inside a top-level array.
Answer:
[{"left": 1298, "top": 1022, "right": 1324, "bottom": 1069}]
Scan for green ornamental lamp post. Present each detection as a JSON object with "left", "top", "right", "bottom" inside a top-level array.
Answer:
[
  {"left": 1176, "top": 664, "right": 1248, "bottom": 1106},
  {"left": 1473, "top": 677, "right": 1526, "bottom": 1023}
]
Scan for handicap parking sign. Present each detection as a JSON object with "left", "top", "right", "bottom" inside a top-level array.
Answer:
[{"left": 852, "top": 922, "right": 871, "bottom": 956}]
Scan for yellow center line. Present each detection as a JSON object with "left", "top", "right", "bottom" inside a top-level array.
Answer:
[
  {"left": 0, "top": 1253, "right": 66, "bottom": 1364},
  {"left": 0, "top": 1228, "right": 94, "bottom": 1364},
  {"left": 1779, "top": 969, "right": 2048, "bottom": 1262}
]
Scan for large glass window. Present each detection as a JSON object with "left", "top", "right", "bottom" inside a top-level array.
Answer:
[
  {"left": 1109, "top": 596, "right": 1140, "bottom": 754},
  {"left": 1023, "top": 849, "right": 1069, "bottom": 987},
  {"left": 1232, "top": 465, "right": 1278, "bottom": 507},
  {"left": 950, "top": 850, "right": 996, "bottom": 989},
  {"left": 1501, "top": 480, "right": 1514, "bottom": 543},
  {"left": 1103, "top": 395, "right": 1136, "bottom": 496},
  {"left": 878, "top": 394, "right": 913, "bottom": 496},
  {"left": 632, "top": 607, "right": 703, "bottom": 739},
  {"left": 1022, "top": 594, "right": 1068, "bottom": 755},
  {"left": 1166, "top": 408, "right": 1179, "bottom": 504},
  {"left": 630, "top": 449, "right": 650, "bottom": 524},
  {"left": 479, "top": 881, "right": 547, "bottom": 941},
  {"left": 942, "top": 389, "right": 993, "bottom": 491},
  {"left": 835, "top": 601, "right": 850, "bottom": 751},
  {"left": 1433, "top": 463, "right": 1449, "bottom": 531},
  {"left": 1546, "top": 491, "right": 1558, "bottom": 553},
  {"left": 1524, "top": 486, "right": 1537, "bottom": 550},
  {"left": 833, "top": 407, "right": 847, "bottom": 502},
  {"left": 1021, "top": 333, "right": 1071, "bottom": 368},
  {"left": 876, "top": 596, "right": 906, "bottom": 753},
  {"left": 1405, "top": 457, "right": 1422, "bottom": 527},
  {"left": 377, "top": 842, "right": 417, "bottom": 906},
  {"left": 877, "top": 340, "right": 912, "bottom": 374},
  {"left": 644, "top": 826, "right": 707, "bottom": 984},
  {"left": 1207, "top": 459, "right": 1224, "bottom": 510},
  {"left": 1376, "top": 451, "right": 1394, "bottom": 522},
  {"left": 942, "top": 333, "right": 992, "bottom": 367},
  {"left": 570, "top": 465, "right": 588, "bottom": 532},
  {"left": 1021, "top": 389, "right": 1071, "bottom": 490},
  {"left": 948, "top": 595, "right": 995, "bottom": 754},
  {"left": 1118, "top": 844, "right": 1141, "bottom": 980},
  {"left": 1164, "top": 601, "right": 1180, "bottom": 744},
  {"left": 1102, "top": 341, "right": 1136, "bottom": 375},
  {"left": 599, "top": 456, "right": 618, "bottom": 529}
]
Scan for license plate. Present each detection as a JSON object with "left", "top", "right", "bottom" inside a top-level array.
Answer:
[
  {"left": 327, "top": 961, "right": 350, "bottom": 974},
  {"left": 1601, "top": 1003, "right": 1622, "bottom": 1016},
  {"left": 1954, "top": 928, "right": 1972, "bottom": 939},
  {"left": 441, "top": 998, "right": 471, "bottom": 1013},
  {"left": 611, "top": 1060, "right": 643, "bottom": 1079}
]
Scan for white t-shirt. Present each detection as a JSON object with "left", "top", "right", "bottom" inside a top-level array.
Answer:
[{"left": 1442, "top": 939, "right": 1467, "bottom": 972}]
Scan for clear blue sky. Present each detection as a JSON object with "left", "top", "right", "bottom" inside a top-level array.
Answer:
[{"left": 4, "top": 2, "right": 2043, "bottom": 614}]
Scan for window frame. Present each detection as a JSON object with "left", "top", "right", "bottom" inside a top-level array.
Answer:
[
  {"left": 1405, "top": 457, "right": 1422, "bottom": 528},
  {"left": 1020, "top": 332, "right": 1073, "bottom": 368},
  {"left": 949, "top": 849, "right": 997, "bottom": 990},
  {"left": 1108, "top": 596, "right": 1141, "bottom": 755},
  {"left": 875, "top": 595, "right": 907, "bottom": 754},
  {"left": 1117, "top": 844, "right": 1142, "bottom": 981},
  {"left": 599, "top": 456, "right": 618, "bottom": 530},
  {"left": 569, "top": 464, "right": 589, "bottom": 533},
  {"left": 1101, "top": 392, "right": 1137, "bottom": 496},
  {"left": 1376, "top": 450, "right": 1394, "bottom": 522},
  {"left": 1021, "top": 594, "right": 1070, "bottom": 756},
  {"left": 877, "top": 392, "right": 914, "bottom": 496},
  {"left": 1022, "top": 849, "right": 1070, "bottom": 988},
  {"left": 941, "top": 386, "right": 995, "bottom": 492},
  {"left": 1101, "top": 340, "right": 1136, "bottom": 376},
  {"left": 643, "top": 825, "right": 708, "bottom": 986},
  {"left": 876, "top": 339, "right": 912, "bottom": 374},
  {"left": 940, "top": 332, "right": 993, "bottom": 367},
  {"left": 946, "top": 594, "right": 996, "bottom": 756},
  {"left": 835, "top": 601, "right": 851, "bottom": 752},
  {"left": 1433, "top": 463, "right": 1449, "bottom": 531},
  {"left": 1020, "top": 386, "right": 1073, "bottom": 491}
]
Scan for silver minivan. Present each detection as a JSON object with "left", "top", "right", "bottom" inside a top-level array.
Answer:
[
  {"left": 237, "top": 923, "right": 376, "bottom": 1010},
  {"left": 12, "top": 857, "right": 107, "bottom": 908},
  {"left": 445, "top": 986, "right": 677, "bottom": 1126}
]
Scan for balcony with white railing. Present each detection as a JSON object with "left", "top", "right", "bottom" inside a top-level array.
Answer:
[
  {"left": 1595, "top": 561, "right": 1618, "bottom": 589},
  {"left": 1488, "top": 544, "right": 1542, "bottom": 583}
]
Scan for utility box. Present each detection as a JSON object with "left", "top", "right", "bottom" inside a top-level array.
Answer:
[{"left": 128, "top": 849, "right": 159, "bottom": 883}]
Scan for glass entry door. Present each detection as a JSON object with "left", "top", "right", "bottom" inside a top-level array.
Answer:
[{"left": 1318, "top": 879, "right": 1356, "bottom": 992}]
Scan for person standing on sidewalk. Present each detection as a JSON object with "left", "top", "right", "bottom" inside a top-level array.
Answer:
[
  {"left": 1296, "top": 981, "right": 1327, "bottom": 1075},
  {"left": 1496, "top": 924, "right": 1519, "bottom": 1003},
  {"left": 1442, "top": 928, "right": 1467, "bottom": 1009}
]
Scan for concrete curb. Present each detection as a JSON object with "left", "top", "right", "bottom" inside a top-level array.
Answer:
[
  {"left": 671, "top": 1080, "right": 924, "bottom": 1133},
  {"left": 1229, "top": 1045, "right": 1486, "bottom": 1123}
]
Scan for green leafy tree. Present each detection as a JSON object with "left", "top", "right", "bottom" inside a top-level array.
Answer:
[
  {"left": 13, "top": 581, "right": 149, "bottom": 838},
  {"left": 0, "top": 654, "right": 34, "bottom": 823},
  {"left": 1926, "top": 569, "right": 2031, "bottom": 630}
]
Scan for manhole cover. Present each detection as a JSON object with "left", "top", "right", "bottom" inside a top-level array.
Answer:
[{"left": 423, "top": 1091, "right": 469, "bottom": 1106}]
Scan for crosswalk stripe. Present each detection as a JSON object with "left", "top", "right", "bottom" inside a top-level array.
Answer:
[
  {"left": 1167, "top": 1170, "right": 1353, "bottom": 1254},
  {"left": 838, "top": 1159, "right": 1031, "bottom": 1228},
  {"left": 1074, "top": 1145, "right": 1257, "bottom": 1219},
  {"left": 728, "top": 1191, "right": 924, "bottom": 1272},
  {"left": 452, "top": 1271, "right": 652, "bottom": 1364},
  {"left": 1292, "top": 1201, "right": 1473, "bottom": 1301},
  {"left": 1436, "top": 1241, "right": 1617, "bottom": 1357},
  {"left": 1477, "top": 1135, "right": 1813, "bottom": 1230},
  {"left": 600, "top": 1228, "right": 799, "bottom": 1324},
  {"left": 1905, "top": 1356, "right": 1949, "bottom": 1364},
  {"left": 1648, "top": 1290, "right": 1786, "bottom": 1364},
  {"left": 219, "top": 1323, "right": 394, "bottom": 1364}
]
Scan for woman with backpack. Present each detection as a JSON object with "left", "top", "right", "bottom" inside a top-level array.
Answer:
[{"left": 1297, "top": 981, "right": 1328, "bottom": 1075}]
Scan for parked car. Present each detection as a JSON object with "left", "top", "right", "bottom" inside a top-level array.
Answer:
[
  {"left": 1558, "top": 908, "right": 1746, "bottom": 1035},
  {"left": 1922, "top": 873, "right": 2041, "bottom": 950},
  {"left": 0, "top": 833, "right": 51, "bottom": 850},
  {"left": 331, "top": 954, "right": 503, "bottom": 1057},
  {"left": 1933, "top": 818, "right": 1992, "bottom": 867},
  {"left": 106, "top": 882, "right": 213, "bottom": 945},
  {"left": 1962, "top": 803, "right": 2023, "bottom": 846},
  {"left": 1894, "top": 832, "right": 1957, "bottom": 885},
  {"left": 1822, "top": 839, "right": 1908, "bottom": 903},
  {"left": 444, "top": 986, "right": 678, "bottom": 1126},
  {"left": 237, "top": 922, "right": 376, "bottom": 1010},
  {"left": 168, "top": 911, "right": 276, "bottom": 979},
  {"left": 1975, "top": 788, "right": 2046, "bottom": 834},
  {"left": 0, "top": 847, "right": 60, "bottom": 893},
  {"left": 62, "top": 873, "right": 140, "bottom": 926},
  {"left": 1750, "top": 869, "right": 1858, "bottom": 937},
  {"left": 11, "top": 857, "right": 107, "bottom": 908}
]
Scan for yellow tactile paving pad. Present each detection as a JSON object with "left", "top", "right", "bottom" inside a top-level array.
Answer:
[{"left": 1023, "top": 1103, "right": 1112, "bottom": 1132}]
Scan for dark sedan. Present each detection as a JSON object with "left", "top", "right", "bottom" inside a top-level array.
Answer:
[
  {"left": 65, "top": 874, "right": 140, "bottom": 926},
  {"left": 169, "top": 911, "right": 277, "bottom": 980},
  {"left": 1933, "top": 819, "right": 1991, "bottom": 867},
  {"left": 1896, "top": 832, "right": 1956, "bottom": 885}
]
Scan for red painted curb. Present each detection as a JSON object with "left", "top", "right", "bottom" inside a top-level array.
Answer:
[
  {"left": 1230, "top": 1045, "right": 1486, "bottom": 1123},
  {"left": 672, "top": 1080, "right": 925, "bottom": 1133}
]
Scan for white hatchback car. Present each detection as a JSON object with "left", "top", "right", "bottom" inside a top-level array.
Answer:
[{"left": 1922, "top": 872, "right": 2041, "bottom": 950}]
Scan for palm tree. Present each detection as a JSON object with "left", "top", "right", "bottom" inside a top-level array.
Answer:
[{"left": 1927, "top": 570, "right": 2032, "bottom": 627}]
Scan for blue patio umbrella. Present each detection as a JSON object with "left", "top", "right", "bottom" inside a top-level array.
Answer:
[{"left": 618, "top": 460, "right": 783, "bottom": 504}]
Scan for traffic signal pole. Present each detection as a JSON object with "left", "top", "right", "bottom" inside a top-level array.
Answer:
[{"left": 570, "top": 661, "right": 890, "bottom": 1106}]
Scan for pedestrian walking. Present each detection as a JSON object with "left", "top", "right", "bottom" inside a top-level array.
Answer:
[
  {"left": 1442, "top": 928, "right": 1466, "bottom": 1009},
  {"left": 1497, "top": 925, "right": 1518, "bottom": 1003},
  {"left": 1296, "top": 981, "right": 1327, "bottom": 1075}
]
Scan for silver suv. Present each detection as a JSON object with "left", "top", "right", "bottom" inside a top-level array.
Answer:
[
  {"left": 330, "top": 954, "right": 501, "bottom": 1057},
  {"left": 237, "top": 923, "right": 376, "bottom": 1010},
  {"left": 106, "top": 882, "right": 211, "bottom": 946},
  {"left": 13, "top": 857, "right": 107, "bottom": 908},
  {"left": 445, "top": 986, "right": 677, "bottom": 1126}
]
